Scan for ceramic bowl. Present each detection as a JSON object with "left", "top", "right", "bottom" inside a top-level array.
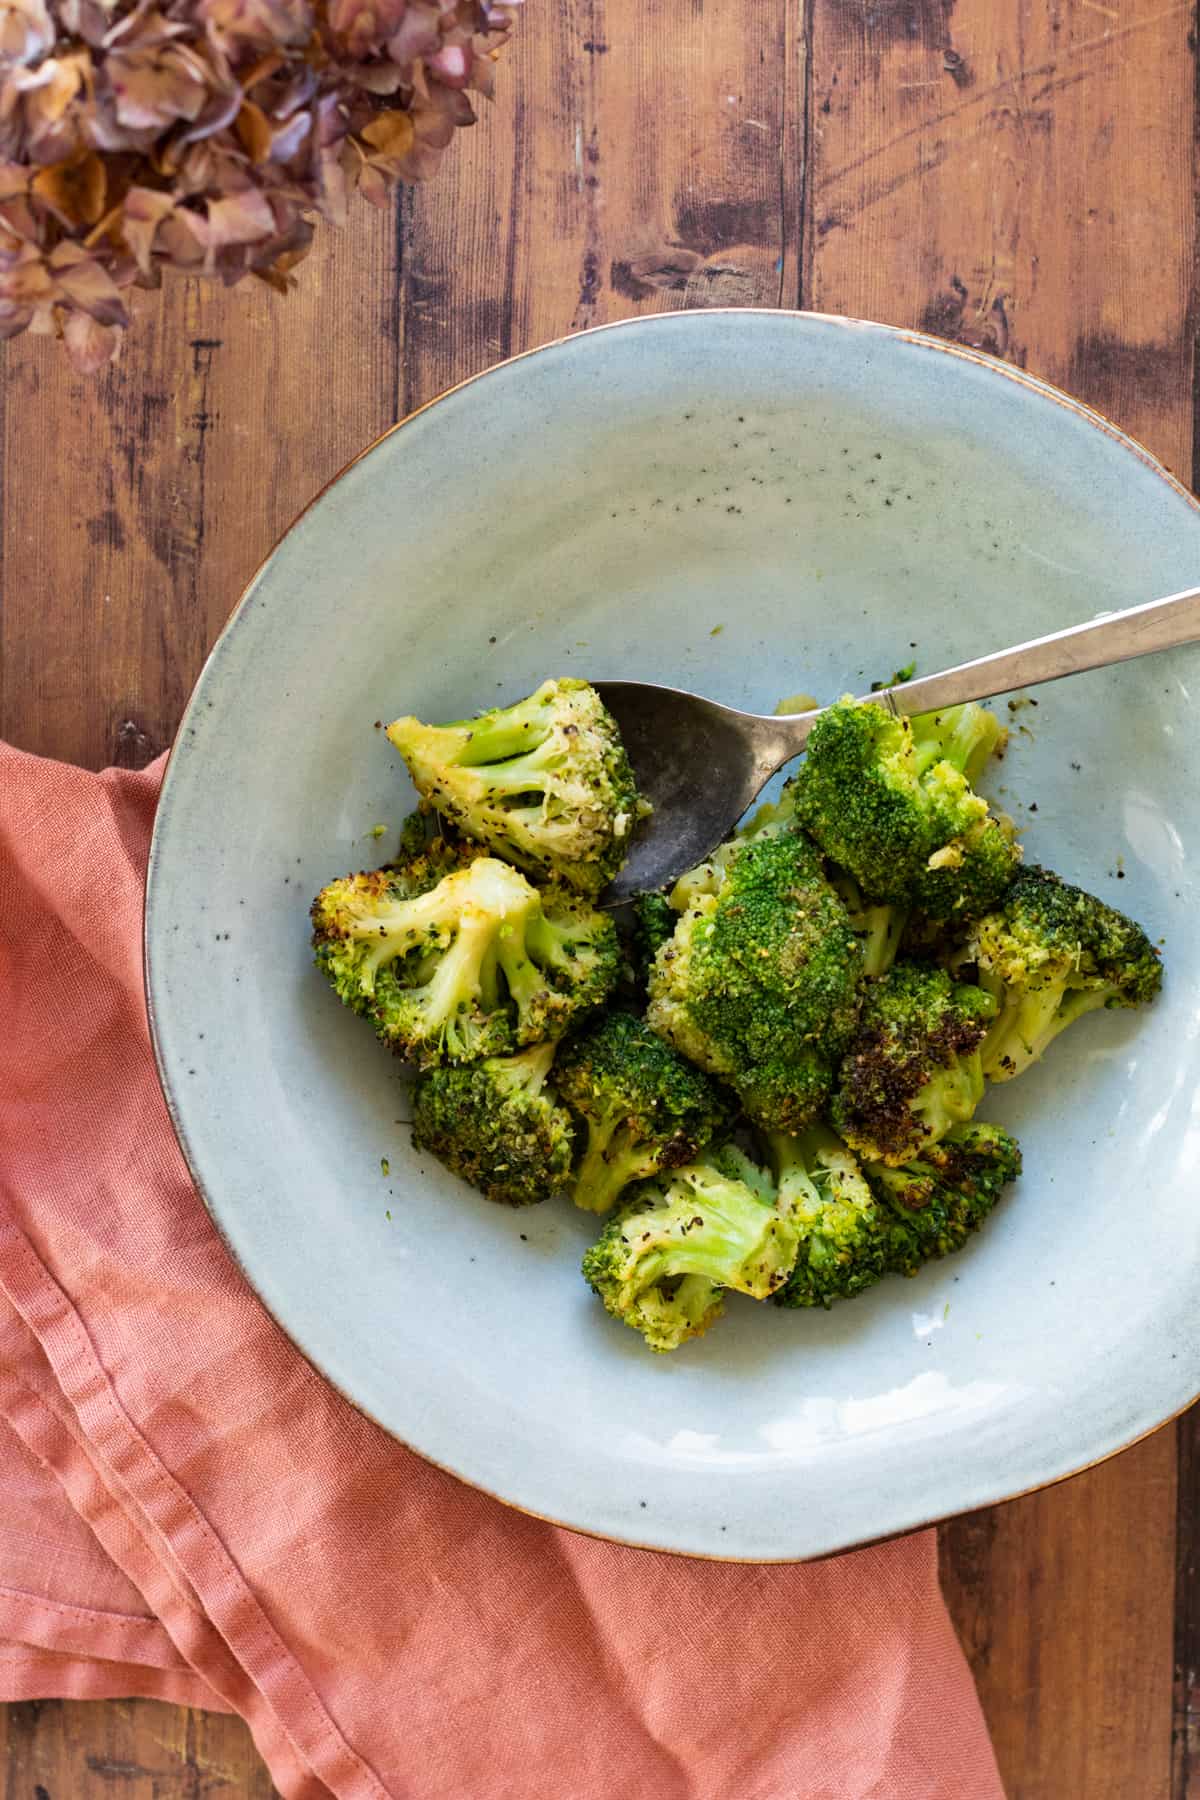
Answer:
[{"left": 146, "top": 311, "right": 1200, "bottom": 1560}]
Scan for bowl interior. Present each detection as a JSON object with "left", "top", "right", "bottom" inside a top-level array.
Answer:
[{"left": 148, "top": 313, "right": 1200, "bottom": 1559}]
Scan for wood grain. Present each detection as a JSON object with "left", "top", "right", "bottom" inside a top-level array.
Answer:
[
  {"left": 0, "top": 0, "right": 1195, "bottom": 1793},
  {"left": 0, "top": 1698, "right": 277, "bottom": 1798}
]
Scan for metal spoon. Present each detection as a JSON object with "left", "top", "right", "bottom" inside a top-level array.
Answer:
[{"left": 596, "top": 584, "right": 1200, "bottom": 902}]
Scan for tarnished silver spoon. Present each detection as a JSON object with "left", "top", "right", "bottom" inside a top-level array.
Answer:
[{"left": 596, "top": 585, "right": 1200, "bottom": 902}]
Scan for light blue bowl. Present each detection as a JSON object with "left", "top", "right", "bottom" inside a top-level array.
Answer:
[{"left": 146, "top": 311, "right": 1200, "bottom": 1560}]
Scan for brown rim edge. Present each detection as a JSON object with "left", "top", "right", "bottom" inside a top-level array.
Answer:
[{"left": 143, "top": 306, "right": 1200, "bottom": 1564}]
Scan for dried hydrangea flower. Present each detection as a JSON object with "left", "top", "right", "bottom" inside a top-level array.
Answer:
[{"left": 0, "top": 0, "right": 519, "bottom": 367}]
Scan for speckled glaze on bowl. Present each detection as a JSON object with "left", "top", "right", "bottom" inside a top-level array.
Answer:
[{"left": 146, "top": 311, "right": 1200, "bottom": 1562}]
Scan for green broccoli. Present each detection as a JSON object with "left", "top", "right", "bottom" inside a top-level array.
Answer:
[
  {"left": 827, "top": 867, "right": 908, "bottom": 980},
  {"left": 966, "top": 866, "right": 1163, "bottom": 1082},
  {"left": 830, "top": 960, "right": 996, "bottom": 1166},
  {"left": 555, "top": 1011, "right": 735, "bottom": 1214},
  {"left": 386, "top": 678, "right": 645, "bottom": 894},
  {"left": 789, "top": 696, "right": 1020, "bottom": 920},
  {"left": 770, "top": 1120, "right": 1021, "bottom": 1307},
  {"left": 311, "top": 854, "right": 618, "bottom": 1065},
  {"left": 767, "top": 1123, "right": 890, "bottom": 1309},
  {"left": 863, "top": 1121, "right": 1022, "bottom": 1270},
  {"left": 411, "top": 1041, "right": 574, "bottom": 1206},
  {"left": 626, "top": 891, "right": 678, "bottom": 997},
  {"left": 581, "top": 1157, "right": 800, "bottom": 1352},
  {"left": 647, "top": 823, "right": 864, "bottom": 1133}
]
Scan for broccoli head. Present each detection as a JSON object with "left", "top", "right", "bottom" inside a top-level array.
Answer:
[
  {"left": 863, "top": 1121, "right": 1022, "bottom": 1270},
  {"left": 386, "top": 678, "right": 644, "bottom": 894},
  {"left": 789, "top": 696, "right": 1020, "bottom": 920},
  {"left": 555, "top": 1011, "right": 735, "bottom": 1214},
  {"left": 411, "top": 1041, "right": 574, "bottom": 1206},
  {"left": 581, "top": 1157, "right": 800, "bottom": 1352},
  {"left": 830, "top": 960, "right": 995, "bottom": 1166},
  {"left": 767, "top": 1124, "right": 890, "bottom": 1309},
  {"left": 770, "top": 1120, "right": 1021, "bottom": 1308},
  {"left": 646, "top": 823, "right": 864, "bottom": 1133},
  {"left": 967, "top": 865, "right": 1163, "bottom": 1082},
  {"left": 311, "top": 854, "right": 618, "bottom": 1065}
]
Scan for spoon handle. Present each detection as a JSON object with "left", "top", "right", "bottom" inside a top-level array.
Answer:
[{"left": 867, "top": 584, "right": 1200, "bottom": 722}]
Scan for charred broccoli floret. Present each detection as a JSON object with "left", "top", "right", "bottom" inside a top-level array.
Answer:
[
  {"left": 386, "top": 678, "right": 644, "bottom": 894},
  {"left": 831, "top": 960, "right": 995, "bottom": 1166},
  {"left": 863, "top": 1121, "right": 1021, "bottom": 1270},
  {"left": 769, "top": 1120, "right": 1021, "bottom": 1307},
  {"left": 646, "top": 824, "right": 864, "bottom": 1133},
  {"left": 966, "top": 866, "right": 1163, "bottom": 1082},
  {"left": 555, "top": 1011, "right": 734, "bottom": 1214},
  {"left": 581, "top": 1157, "right": 800, "bottom": 1351},
  {"left": 767, "top": 1123, "right": 890, "bottom": 1309},
  {"left": 412, "top": 1042, "right": 574, "bottom": 1206},
  {"left": 311, "top": 855, "right": 618, "bottom": 1065},
  {"left": 789, "top": 696, "right": 1019, "bottom": 920}
]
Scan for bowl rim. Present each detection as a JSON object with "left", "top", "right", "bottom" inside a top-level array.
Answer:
[{"left": 144, "top": 307, "right": 1200, "bottom": 1561}]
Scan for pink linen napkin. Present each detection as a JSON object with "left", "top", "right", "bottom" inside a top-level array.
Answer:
[{"left": 0, "top": 740, "right": 1005, "bottom": 1800}]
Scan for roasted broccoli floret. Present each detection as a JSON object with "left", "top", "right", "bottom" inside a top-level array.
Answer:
[
  {"left": 966, "top": 866, "right": 1163, "bottom": 1082},
  {"left": 789, "top": 696, "right": 1020, "bottom": 920},
  {"left": 311, "top": 855, "right": 618, "bottom": 1065},
  {"left": 863, "top": 1122, "right": 1021, "bottom": 1270},
  {"left": 770, "top": 1120, "right": 1022, "bottom": 1307},
  {"left": 581, "top": 1157, "right": 800, "bottom": 1351},
  {"left": 411, "top": 1041, "right": 574, "bottom": 1206},
  {"left": 767, "top": 1124, "right": 890, "bottom": 1309},
  {"left": 830, "top": 960, "right": 995, "bottom": 1166},
  {"left": 386, "top": 678, "right": 644, "bottom": 894},
  {"left": 647, "top": 823, "right": 864, "bottom": 1133},
  {"left": 555, "top": 1011, "right": 735, "bottom": 1214}
]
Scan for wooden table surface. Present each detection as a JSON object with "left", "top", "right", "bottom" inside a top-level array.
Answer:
[{"left": 0, "top": 0, "right": 1195, "bottom": 1794}]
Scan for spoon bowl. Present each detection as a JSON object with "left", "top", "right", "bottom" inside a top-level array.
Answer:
[
  {"left": 594, "top": 681, "right": 810, "bottom": 900},
  {"left": 600, "top": 584, "right": 1200, "bottom": 898}
]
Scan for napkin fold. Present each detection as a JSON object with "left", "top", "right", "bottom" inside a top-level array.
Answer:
[{"left": 0, "top": 741, "right": 1005, "bottom": 1800}]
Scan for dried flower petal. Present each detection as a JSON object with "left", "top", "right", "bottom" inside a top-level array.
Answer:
[
  {"left": 63, "top": 304, "right": 122, "bottom": 369},
  {"left": 0, "top": 0, "right": 518, "bottom": 365},
  {"left": 31, "top": 151, "right": 108, "bottom": 225},
  {"left": 0, "top": 0, "right": 54, "bottom": 65},
  {"left": 203, "top": 183, "right": 274, "bottom": 246},
  {"left": 118, "top": 182, "right": 174, "bottom": 271},
  {"left": 358, "top": 107, "right": 411, "bottom": 156},
  {"left": 49, "top": 238, "right": 130, "bottom": 321}
]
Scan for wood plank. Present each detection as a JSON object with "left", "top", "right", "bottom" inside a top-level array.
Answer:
[
  {"left": 1175, "top": 1405, "right": 1200, "bottom": 1796},
  {"left": 401, "top": 0, "right": 799, "bottom": 405},
  {"left": 802, "top": 1, "right": 1194, "bottom": 1795},
  {"left": 940, "top": 1435, "right": 1178, "bottom": 1800},
  {"left": 0, "top": 1698, "right": 277, "bottom": 1798},
  {"left": 806, "top": 0, "right": 1194, "bottom": 472},
  {"left": 0, "top": 200, "right": 396, "bottom": 770}
]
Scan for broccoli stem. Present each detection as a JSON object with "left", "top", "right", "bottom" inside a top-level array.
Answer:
[
  {"left": 980, "top": 981, "right": 1109, "bottom": 1081},
  {"left": 572, "top": 1126, "right": 658, "bottom": 1215},
  {"left": 910, "top": 703, "right": 1003, "bottom": 786},
  {"left": 436, "top": 690, "right": 557, "bottom": 767},
  {"left": 627, "top": 1172, "right": 785, "bottom": 1297},
  {"left": 860, "top": 902, "right": 907, "bottom": 979},
  {"left": 496, "top": 1039, "right": 557, "bottom": 1095}
]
